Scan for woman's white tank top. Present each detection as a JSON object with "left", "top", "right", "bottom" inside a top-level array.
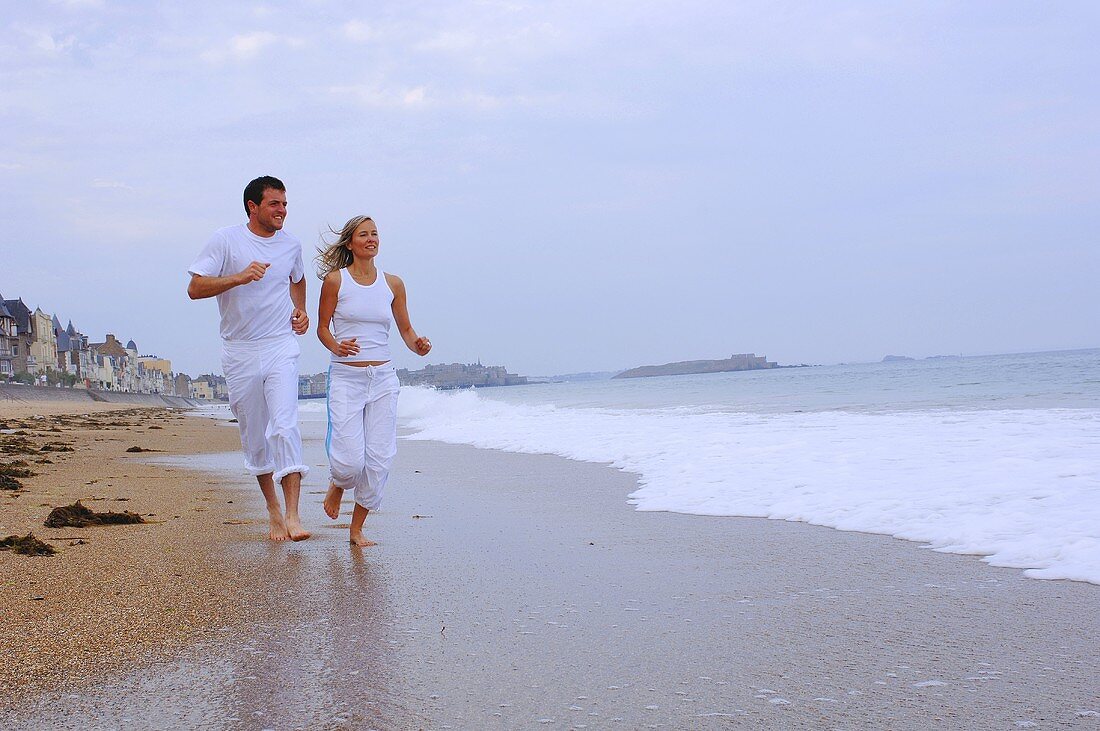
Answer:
[{"left": 331, "top": 267, "right": 393, "bottom": 363}]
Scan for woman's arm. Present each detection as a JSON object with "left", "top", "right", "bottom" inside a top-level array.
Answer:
[
  {"left": 387, "top": 273, "right": 431, "bottom": 356},
  {"left": 316, "top": 271, "right": 360, "bottom": 357}
]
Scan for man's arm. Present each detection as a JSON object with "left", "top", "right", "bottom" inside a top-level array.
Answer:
[
  {"left": 188, "top": 262, "right": 270, "bottom": 300},
  {"left": 289, "top": 276, "right": 309, "bottom": 335}
]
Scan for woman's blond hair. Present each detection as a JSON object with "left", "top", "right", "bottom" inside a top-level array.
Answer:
[{"left": 315, "top": 215, "right": 374, "bottom": 279}]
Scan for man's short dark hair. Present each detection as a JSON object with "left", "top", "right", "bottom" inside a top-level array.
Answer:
[{"left": 243, "top": 176, "right": 286, "bottom": 216}]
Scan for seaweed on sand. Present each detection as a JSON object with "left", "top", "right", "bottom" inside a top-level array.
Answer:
[
  {"left": 0, "top": 533, "right": 57, "bottom": 556},
  {"left": 0, "top": 436, "right": 38, "bottom": 455},
  {"left": 44, "top": 501, "right": 146, "bottom": 528},
  {"left": 0, "top": 461, "right": 36, "bottom": 478},
  {"left": 0, "top": 474, "right": 23, "bottom": 491}
]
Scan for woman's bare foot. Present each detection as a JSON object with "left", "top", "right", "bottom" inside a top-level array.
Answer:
[
  {"left": 268, "top": 511, "right": 289, "bottom": 541},
  {"left": 349, "top": 530, "right": 376, "bottom": 547},
  {"left": 285, "top": 515, "right": 311, "bottom": 542},
  {"left": 323, "top": 484, "right": 344, "bottom": 520}
]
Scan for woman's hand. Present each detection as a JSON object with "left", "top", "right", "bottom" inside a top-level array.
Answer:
[
  {"left": 335, "top": 338, "right": 360, "bottom": 357},
  {"left": 414, "top": 336, "right": 432, "bottom": 356}
]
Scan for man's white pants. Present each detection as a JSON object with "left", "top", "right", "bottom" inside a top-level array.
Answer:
[
  {"left": 325, "top": 363, "right": 400, "bottom": 510},
  {"left": 221, "top": 335, "right": 309, "bottom": 482}
]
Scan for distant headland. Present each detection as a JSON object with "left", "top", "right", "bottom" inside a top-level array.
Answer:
[{"left": 613, "top": 353, "right": 782, "bottom": 379}]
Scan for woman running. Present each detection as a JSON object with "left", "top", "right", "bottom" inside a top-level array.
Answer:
[{"left": 315, "top": 215, "right": 431, "bottom": 546}]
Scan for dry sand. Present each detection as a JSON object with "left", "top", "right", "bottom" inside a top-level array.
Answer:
[
  {"left": 0, "top": 400, "right": 275, "bottom": 704},
  {"left": 3, "top": 429, "right": 1098, "bottom": 730}
]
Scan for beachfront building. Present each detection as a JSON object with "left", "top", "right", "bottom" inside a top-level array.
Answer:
[
  {"left": 298, "top": 371, "right": 329, "bottom": 397},
  {"left": 190, "top": 378, "right": 214, "bottom": 400},
  {"left": 138, "top": 355, "right": 172, "bottom": 394},
  {"left": 29, "top": 307, "right": 58, "bottom": 376},
  {"left": 67, "top": 321, "right": 96, "bottom": 384},
  {"left": 174, "top": 373, "right": 192, "bottom": 399},
  {"left": 1, "top": 297, "right": 33, "bottom": 374},
  {"left": 49, "top": 315, "right": 80, "bottom": 386},
  {"left": 188, "top": 374, "right": 227, "bottom": 401},
  {"left": 89, "top": 334, "right": 131, "bottom": 390},
  {"left": 53, "top": 316, "right": 72, "bottom": 374},
  {"left": 52, "top": 316, "right": 94, "bottom": 384},
  {"left": 0, "top": 298, "right": 16, "bottom": 378},
  {"left": 88, "top": 352, "right": 117, "bottom": 390},
  {"left": 121, "top": 339, "right": 140, "bottom": 392}
]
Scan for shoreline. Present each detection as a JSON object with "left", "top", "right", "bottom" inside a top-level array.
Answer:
[{"left": 3, "top": 422, "right": 1098, "bottom": 728}]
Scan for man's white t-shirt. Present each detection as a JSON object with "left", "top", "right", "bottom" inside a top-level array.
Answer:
[{"left": 188, "top": 224, "right": 306, "bottom": 341}]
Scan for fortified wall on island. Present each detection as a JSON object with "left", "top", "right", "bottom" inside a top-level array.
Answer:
[{"left": 614, "top": 353, "right": 777, "bottom": 379}]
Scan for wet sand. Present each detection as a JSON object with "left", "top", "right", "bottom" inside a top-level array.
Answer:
[{"left": 3, "top": 433, "right": 1098, "bottom": 729}]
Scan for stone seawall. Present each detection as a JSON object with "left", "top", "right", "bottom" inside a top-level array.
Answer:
[{"left": 0, "top": 384, "right": 198, "bottom": 409}]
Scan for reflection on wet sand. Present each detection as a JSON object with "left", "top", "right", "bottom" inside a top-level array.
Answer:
[{"left": 1, "top": 538, "right": 425, "bottom": 729}]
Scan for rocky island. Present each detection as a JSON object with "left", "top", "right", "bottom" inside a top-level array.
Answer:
[{"left": 613, "top": 353, "right": 778, "bottom": 379}]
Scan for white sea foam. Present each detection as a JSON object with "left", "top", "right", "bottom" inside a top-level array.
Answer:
[
  {"left": 397, "top": 386, "right": 1100, "bottom": 584},
  {"left": 188, "top": 403, "right": 235, "bottom": 421}
]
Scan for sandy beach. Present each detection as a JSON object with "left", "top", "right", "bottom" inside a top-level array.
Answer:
[
  {"left": 0, "top": 400, "right": 276, "bottom": 705},
  {"left": 2, "top": 404, "right": 1098, "bottom": 729}
]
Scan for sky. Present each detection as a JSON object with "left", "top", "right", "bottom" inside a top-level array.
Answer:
[{"left": 2, "top": 0, "right": 1098, "bottom": 378}]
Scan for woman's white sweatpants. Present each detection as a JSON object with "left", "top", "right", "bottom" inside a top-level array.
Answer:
[
  {"left": 325, "top": 362, "right": 400, "bottom": 510},
  {"left": 221, "top": 335, "right": 309, "bottom": 482}
]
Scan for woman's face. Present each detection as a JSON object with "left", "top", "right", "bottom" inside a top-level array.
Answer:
[{"left": 347, "top": 219, "right": 379, "bottom": 260}]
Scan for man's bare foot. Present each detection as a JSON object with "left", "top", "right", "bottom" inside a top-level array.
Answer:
[
  {"left": 323, "top": 484, "right": 343, "bottom": 520},
  {"left": 285, "top": 516, "right": 311, "bottom": 542},
  {"left": 268, "top": 512, "right": 289, "bottom": 542},
  {"left": 349, "top": 531, "right": 376, "bottom": 547}
]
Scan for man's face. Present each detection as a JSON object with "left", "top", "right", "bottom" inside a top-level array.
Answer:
[{"left": 248, "top": 187, "right": 287, "bottom": 233}]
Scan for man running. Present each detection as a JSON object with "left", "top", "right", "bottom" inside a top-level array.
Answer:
[{"left": 187, "top": 175, "right": 311, "bottom": 541}]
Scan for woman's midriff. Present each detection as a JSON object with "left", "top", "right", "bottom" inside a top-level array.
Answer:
[{"left": 336, "top": 360, "right": 390, "bottom": 367}]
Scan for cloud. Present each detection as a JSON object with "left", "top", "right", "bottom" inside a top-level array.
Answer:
[
  {"left": 326, "top": 83, "right": 430, "bottom": 110},
  {"left": 325, "top": 82, "right": 556, "bottom": 112},
  {"left": 0, "top": 163, "right": 26, "bottom": 171},
  {"left": 92, "top": 178, "right": 133, "bottom": 190},
  {"left": 49, "top": 0, "right": 105, "bottom": 8},
  {"left": 341, "top": 20, "right": 375, "bottom": 43},
  {"left": 402, "top": 87, "right": 426, "bottom": 106},
  {"left": 414, "top": 21, "right": 564, "bottom": 60},
  {"left": 200, "top": 31, "right": 303, "bottom": 63},
  {"left": 11, "top": 25, "right": 78, "bottom": 56}
]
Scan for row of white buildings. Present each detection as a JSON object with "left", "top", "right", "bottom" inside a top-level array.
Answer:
[{"left": 0, "top": 292, "right": 205, "bottom": 398}]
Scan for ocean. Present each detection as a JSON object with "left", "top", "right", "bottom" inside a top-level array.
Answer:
[{"left": 197, "top": 349, "right": 1100, "bottom": 585}]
